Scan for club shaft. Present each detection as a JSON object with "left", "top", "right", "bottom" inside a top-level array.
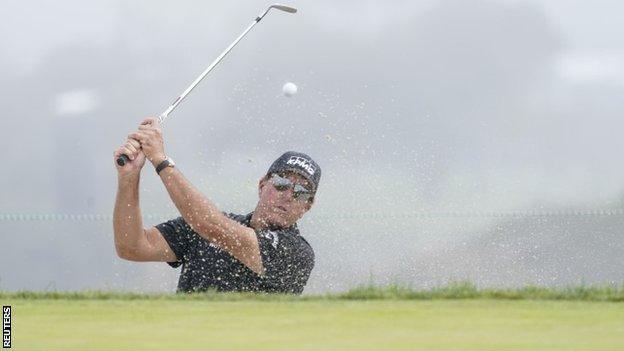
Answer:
[
  {"left": 159, "top": 18, "right": 261, "bottom": 124},
  {"left": 117, "top": 4, "right": 297, "bottom": 166}
]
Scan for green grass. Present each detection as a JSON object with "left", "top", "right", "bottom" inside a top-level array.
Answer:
[
  {"left": 2, "top": 284, "right": 624, "bottom": 350},
  {"left": 2, "top": 282, "right": 624, "bottom": 301}
]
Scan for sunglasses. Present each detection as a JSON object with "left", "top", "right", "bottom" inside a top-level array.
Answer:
[{"left": 270, "top": 174, "right": 314, "bottom": 202}]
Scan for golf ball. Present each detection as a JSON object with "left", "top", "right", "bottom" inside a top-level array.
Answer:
[{"left": 282, "top": 82, "right": 298, "bottom": 97}]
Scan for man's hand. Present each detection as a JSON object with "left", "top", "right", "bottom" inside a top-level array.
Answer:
[
  {"left": 128, "top": 117, "right": 167, "bottom": 167},
  {"left": 114, "top": 138, "right": 146, "bottom": 177}
]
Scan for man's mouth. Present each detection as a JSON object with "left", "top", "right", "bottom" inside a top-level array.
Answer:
[{"left": 275, "top": 205, "right": 288, "bottom": 213}]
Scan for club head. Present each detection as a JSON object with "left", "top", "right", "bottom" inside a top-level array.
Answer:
[
  {"left": 269, "top": 4, "right": 297, "bottom": 13},
  {"left": 258, "top": 3, "right": 297, "bottom": 20}
]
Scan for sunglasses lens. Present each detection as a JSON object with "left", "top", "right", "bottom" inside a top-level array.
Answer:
[
  {"left": 295, "top": 193, "right": 313, "bottom": 201},
  {"left": 271, "top": 175, "right": 292, "bottom": 190},
  {"left": 271, "top": 174, "right": 314, "bottom": 201},
  {"left": 294, "top": 184, "right": 313, "bottom": 202}
]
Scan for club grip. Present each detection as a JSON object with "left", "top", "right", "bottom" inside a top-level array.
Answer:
[{"left": 116, "top": 154, "right": 131, "bottom": 166}]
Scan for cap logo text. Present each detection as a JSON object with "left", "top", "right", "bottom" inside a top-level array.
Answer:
[{"left": 286, "top": 156, "right": 316, "bottom": 175}]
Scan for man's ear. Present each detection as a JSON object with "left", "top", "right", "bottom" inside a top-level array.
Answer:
[
  {"left": 304, "top": 197, "right": 314, "bottom": 211},
  {"left": 258, "top": 175, "right": 269, "bottom": 196}
]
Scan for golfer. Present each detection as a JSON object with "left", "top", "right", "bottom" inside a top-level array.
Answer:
[{"left": 113, "top": 117, "right": 320, "bottom": 294}]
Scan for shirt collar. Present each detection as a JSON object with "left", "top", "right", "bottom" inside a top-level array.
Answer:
[{"left": 244, "top": 211, "right": 299, "bottom": 234}]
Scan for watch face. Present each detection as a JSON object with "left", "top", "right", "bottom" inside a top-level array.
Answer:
[{"left": 156, "top": 158, "right": 175, "bottom": 174}]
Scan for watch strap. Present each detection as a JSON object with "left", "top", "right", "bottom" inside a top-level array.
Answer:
[{"left": 156, "top": 157, "right": 174, "bottom": 174}]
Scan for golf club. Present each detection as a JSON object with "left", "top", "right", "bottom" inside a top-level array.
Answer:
[{"left": 117, "top": 3, "right": 297, "bottom": 166}]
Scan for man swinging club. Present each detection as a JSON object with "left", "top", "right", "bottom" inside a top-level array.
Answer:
[{"left": 113, "top": 117, "right": 320, "bottom": 294}]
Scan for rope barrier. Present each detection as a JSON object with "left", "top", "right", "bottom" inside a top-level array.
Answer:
[{"left": 1, "top": 209, "right": 624, "bottom": 222}]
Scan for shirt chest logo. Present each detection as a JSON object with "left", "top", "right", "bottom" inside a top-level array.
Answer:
[{"left": 263, "top": 231, "right": 280, "bottom": 249}]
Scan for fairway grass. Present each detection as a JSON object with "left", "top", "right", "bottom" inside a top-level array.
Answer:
[{"left": 4, "top": 298, "right": 624, "bottom": 350}]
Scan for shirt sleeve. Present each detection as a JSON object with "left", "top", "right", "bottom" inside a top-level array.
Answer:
[
  {"left": 155, "top": 217, "right": 195, "bottom": 268},
  {"left": 256, "top": 229, "right": 315, "bottom": 294}
]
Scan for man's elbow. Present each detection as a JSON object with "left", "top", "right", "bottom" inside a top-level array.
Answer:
[{"left": 115, "top": 244, "right": 140, "bottom": 261}]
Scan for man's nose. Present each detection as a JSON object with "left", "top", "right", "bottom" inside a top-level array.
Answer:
[{"left": 277, "top": 187, "right": 294, "bottom": 202}]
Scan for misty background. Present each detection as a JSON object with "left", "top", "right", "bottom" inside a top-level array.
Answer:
[{"left": 1, "top": 0, "right": 623, "bottom": 293}]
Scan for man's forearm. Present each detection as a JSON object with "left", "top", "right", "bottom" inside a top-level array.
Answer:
[
  {"left": 113, "top": 174, "right": 146, "bottom": 255},
  {"left": 157, "top": 167, "right": 231, "bottom": 243}
]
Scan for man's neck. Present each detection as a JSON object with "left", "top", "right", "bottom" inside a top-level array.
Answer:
[
  {"left": 250, "top": 211, "right": 294, "bottom": 231},
  {"left": 249, "top": 212, "right": 269, "bottom": 231}
]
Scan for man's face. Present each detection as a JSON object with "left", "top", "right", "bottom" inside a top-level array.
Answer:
[{"left": 255, "top": 171, "right": 314, "bottom": 228}]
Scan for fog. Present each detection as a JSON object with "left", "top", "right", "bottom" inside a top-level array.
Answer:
[{"left": 1, "top": 0, "right": 623, "bottom": 293}]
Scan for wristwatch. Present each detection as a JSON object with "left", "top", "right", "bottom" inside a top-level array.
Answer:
[{"left": 155, "top": 157, "right": 175, "bottom": 175}]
